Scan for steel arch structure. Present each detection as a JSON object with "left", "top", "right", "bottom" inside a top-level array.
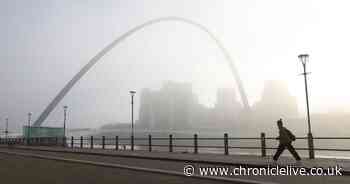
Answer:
[{"left": 33, "top": 17, "right": 250, "bottom": 126}]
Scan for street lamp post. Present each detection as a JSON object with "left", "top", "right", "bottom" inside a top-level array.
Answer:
[
  {"left": 63, "top": 106, "right": 68, "bottom": 138},
  {"left": 27, "top": 112, "right": 32, "bottom": 145},
  {"left": 129, "top": 90, "right": 136, "bottom": 151},
  {"left": 5, "top": 118, "right": 8, "bottom": 141},
  {"left": 298, "top": 54, "right": 315, "bottom": 159}
]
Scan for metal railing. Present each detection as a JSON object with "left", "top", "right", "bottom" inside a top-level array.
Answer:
[{"left": 1, "top": 133, "right": 350, "bottom": 159}]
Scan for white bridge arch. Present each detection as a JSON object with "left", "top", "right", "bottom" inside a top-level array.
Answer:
[{"left": 33, "top": 17, "right": 250, "bottom": 126}]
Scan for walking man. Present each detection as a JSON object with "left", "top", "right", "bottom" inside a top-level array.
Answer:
[{"left": 273, "top": 119, "right": 301, "bottom": 163}]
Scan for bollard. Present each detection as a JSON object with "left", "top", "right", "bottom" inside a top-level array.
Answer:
[
  {"left": 169, "top": 134, "right": 173, "bottom": 152},
  {"left": 194, "top": 134, "right": 198, "bottom": 154},
  {"left": 71, "top": 136, "right": 74, "bottom": 148},
  {"left": 90, "top": 136, "right": 94, "bottom": 149},
  {"left": 80, "top": 136, "right": 83, "bottom": 148},
  {"left": 261, "top": 132, "right": 266, "bottom": 157},
  {"left": 102, "top": 136, "right": 105, "bottom": 149},
  {"left": 224, "top": 133, "right": 229, "bottom": 155},
  {"left": 148, "top": 135, "right": 152, "bottom": 152},
  {"left": 115, "top": 136, "right": 119, "bottom": 150},
  {"left": 63, "top": 136, "right": 66, "bottom": 147}
]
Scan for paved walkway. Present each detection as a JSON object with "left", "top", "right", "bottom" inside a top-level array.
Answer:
[
  {"left": 3, "top": 145, "right": 350, "bottom": 174},
  {"left": 1, "top": 151, "right": 249, "bottom": 184}
]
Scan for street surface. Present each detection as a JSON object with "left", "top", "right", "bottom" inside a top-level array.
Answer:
[{"left": 1, "top": 146, "right": 350, "bottom": 184}]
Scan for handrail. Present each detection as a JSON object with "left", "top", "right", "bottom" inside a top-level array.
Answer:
[{"left": 2, "top": 133, "right": 350, "bottom": 159}]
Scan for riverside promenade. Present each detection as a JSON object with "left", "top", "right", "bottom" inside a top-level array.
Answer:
[
  {"left": 1, "top": 145, "right": 350, "bottom": 184},
  {"left": 3, "top": 144, "right": 350, "bottom": 172}
]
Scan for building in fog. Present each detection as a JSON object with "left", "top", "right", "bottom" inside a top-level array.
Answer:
[
  {"left": 253, "top": 80, "right": 299, "bottom": 118},
  {"left": 214, "top": 88, "right": 242, "bottom": 126},
  {"left": 138, "top": 89, "right": 154, "bottom": 129},
  {"left": 138, "top": 81, "right": 243, "bottom": 131},
  {"left": 137, "top": 80, "right": 298, "bottom": 132},
  {"left": 138, "top": 81, "right": 198, "bottom": 130}
]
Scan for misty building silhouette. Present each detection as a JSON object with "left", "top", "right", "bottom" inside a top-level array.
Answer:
[
  {"left": 137, "top": 80, "right": 298, "bottom": 132},
  {"left": 138, "top": 81, "right": 243, "bottom": 131},
  {"left": 253, "top": 80, "right": 298, "bottom": 118},
  {"left": 214, "top": 88, "right": 242, "bottom": 127},
  {"left": 138, "top": 88, "right": 154, "bottom": 129},
  {"left": 138, "top": 81, "right": 197, "bottom": 130}
]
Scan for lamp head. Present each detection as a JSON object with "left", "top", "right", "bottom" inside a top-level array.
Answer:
[
  {"left": 129, "top": 90, "right": 136, "bottom": 95},
  {"left": 298, "top": 54, "right": 309, "bottom": 65}
]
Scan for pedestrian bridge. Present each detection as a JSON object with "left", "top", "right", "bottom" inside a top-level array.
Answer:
[{"left": 33, "top": 17, "right": 250, "bottom": 127}]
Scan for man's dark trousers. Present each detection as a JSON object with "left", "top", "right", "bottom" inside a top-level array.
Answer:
[{"left": 273, "top": 143, "right": 301, "bottom": 161}]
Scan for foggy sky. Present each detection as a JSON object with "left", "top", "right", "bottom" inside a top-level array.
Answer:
[{"left": 1, "top": 0, "right": 350, "bottom": 131}]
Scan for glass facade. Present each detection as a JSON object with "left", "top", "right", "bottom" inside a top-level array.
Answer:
[{"left": 23, "top": 126, "right": 64, "bottom": 138}]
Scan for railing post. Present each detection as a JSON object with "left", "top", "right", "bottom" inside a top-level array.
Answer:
[
  {"left": 102, "top": 136, "right": 105, "bottom": 149},
  {"left": 131, "top": 135, "right": 134, "bottom": 151},
  {"left": 115, "top": 136, "right": 119, "bottom": 150},
  {"left": 194, "top": 134, "right": 198, "bottom": 154},
  {"left": 169, "top": 134, "right": 173, "bottom": 152},
  {"left": 308, "top": 133, "right": 315, "bottom": 159},
  {"left": 63, "top": 136, "right": 66, "bottom": 147},
  {"left": 71, "top": 136, "right": 74, "bottom": 148},
  {"left": 261, "top": 132, "right": 266, "bottom": 157},
  {"left": 80, "top": 136, "right": 83, "bottom": 148},
  {"left": 90, "top": 136, "right": 94, "bottom": 149},
  {"left": 224, "top": 133, "right": 229, "bottom": 155},
  {"left": 148, "top": 134, "right": 152, "bottom": 152}
]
